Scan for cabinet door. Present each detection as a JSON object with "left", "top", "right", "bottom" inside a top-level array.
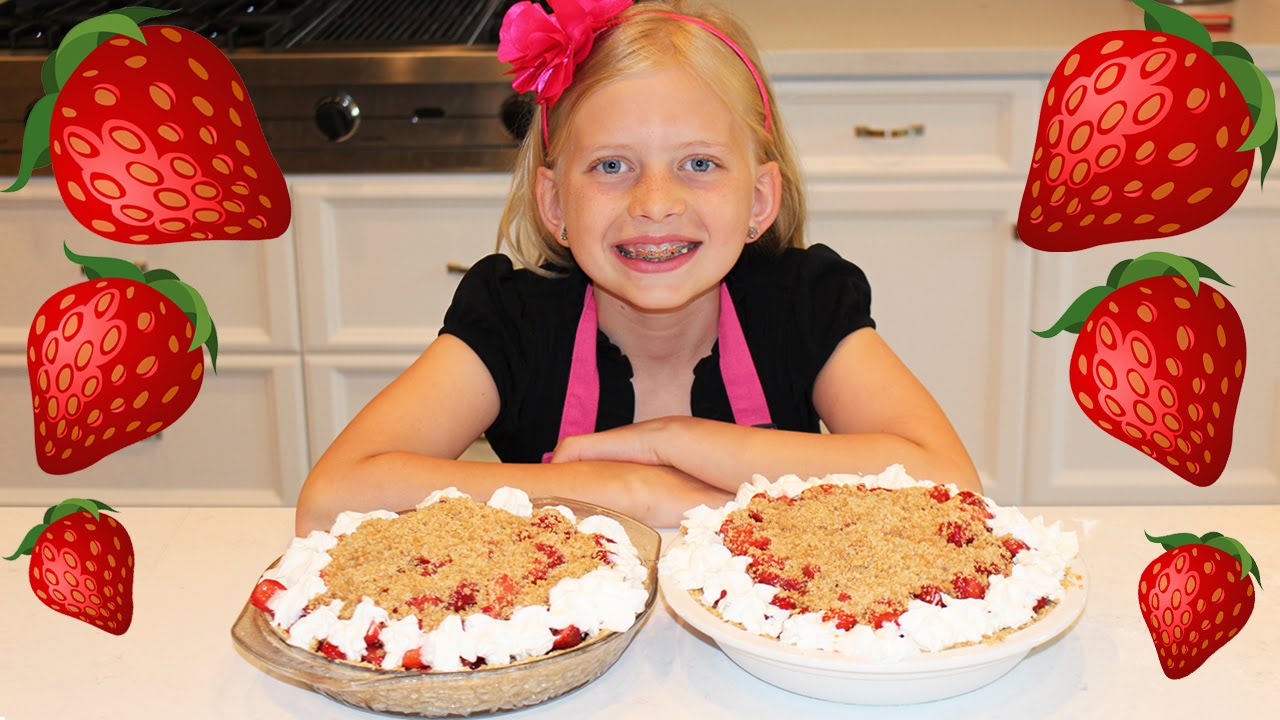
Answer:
[
  {"left": 291, "top": 175, "right": 512, "bottom": 353},
  {"left": 1023, "top": 183, "right": 1280, "bottom": 505},
  {"left": 806, "top": 183, "right": 1031, "bottom": 504},
  {"left": 303, "top": 354, "right": 499, "bottom": 469},
  {"left": 0, "top": 181, "right": 300, "bottom": 354},
  {"left": 0, "top": 353, "right": 310, "bottom": 506}
]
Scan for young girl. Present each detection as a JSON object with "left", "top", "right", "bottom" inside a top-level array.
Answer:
[{"left": 295, "top": 0, "right": 981, "bottom": 534}]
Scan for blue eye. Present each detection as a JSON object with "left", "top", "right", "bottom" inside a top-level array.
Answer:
[
  {"left": 685, "top": 157, "right": 718, "bottom": 172},
  {"left": 594, "top": 158, "right": 629, "bottom": 175}
]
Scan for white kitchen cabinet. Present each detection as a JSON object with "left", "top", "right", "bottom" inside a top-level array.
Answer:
[
  {"left": 290, "top": 175, "right": 512, "bottom": 466},
  {"left": 303, "top": 354, "right": 500, "bottom": 469},
  {"left": 0, "top": 182, "right": 301, "bottom": 354},
  {"left": 0, "top": 352, "right": 310, "bottom": 506},
  {"left": 290, "top": 175, "right": 512, "bottom": 352},
  {"left": 806, "top": 182, "right": 1031, "bottom": 505}
]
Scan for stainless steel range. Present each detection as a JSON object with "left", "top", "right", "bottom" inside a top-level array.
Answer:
[{"left": 0, "top": 0, "right": 538, "bottom": 174}]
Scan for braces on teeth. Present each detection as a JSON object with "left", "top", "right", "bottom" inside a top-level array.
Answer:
[{"left": 619, "top": 243, "right": 696, "bottom": 261}]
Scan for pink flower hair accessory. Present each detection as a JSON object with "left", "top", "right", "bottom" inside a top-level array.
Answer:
[
  {"left": 498, "top": 0, "right": 773, "bottom": 147},
  {"left": 498, "top": 0, "right": 634, "bottom": 110}
]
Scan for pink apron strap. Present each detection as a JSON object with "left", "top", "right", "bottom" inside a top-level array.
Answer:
[
  {"left": 717, "top": 283, "right": 773, "bottom": 427},
  {"left": 543, "top": 285, "right": 600, "bottom": 462},
  {"left": 542, "top": 282, "right": 773, "bottom": 463}
]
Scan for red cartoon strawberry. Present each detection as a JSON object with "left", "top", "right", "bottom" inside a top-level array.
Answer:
[
  {"left": 4, "top": 498, "right": 135, "bottom": 635},
  {"left": 1035, "top": 252, "right": 1244, "bottom": 486},
  {"left": 1138, "top": 530, "right": 1260, "bottom": 679},
  {"left": 29, "top": 244, "right": 218, "bottom": 474},
  {"left": 1017, "top": 0, "right": 1277, "bottom": 251},
  {"left": 2, "top": 7, "right": 289, "bottom": 243}
]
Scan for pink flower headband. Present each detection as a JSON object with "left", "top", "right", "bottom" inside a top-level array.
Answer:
[{"left": 497, "top": 0, "right": 773, "bottom": 148}]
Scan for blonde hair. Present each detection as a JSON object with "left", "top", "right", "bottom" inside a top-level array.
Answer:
[{"left": 497, "top": 0, "right": 807, "bottom": 276}]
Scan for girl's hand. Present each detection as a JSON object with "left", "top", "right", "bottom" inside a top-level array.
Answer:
[{"left": 547, "top": 417, "right": 679, "bottom": 466}]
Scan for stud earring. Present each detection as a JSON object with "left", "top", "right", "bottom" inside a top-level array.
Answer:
[
  {"left": 560, "top": 226, "right": 568, "bottom": 242},
  {"left": 747, "top": 226, "right": 759, "bottom": 240}
]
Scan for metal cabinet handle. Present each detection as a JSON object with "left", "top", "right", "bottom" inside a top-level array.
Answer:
[
  {"left": 446, "top": 262, "right": 470, "bottom": 275},
  {"left": 854, "top": 123, "right": 926, "bottom": 139}
]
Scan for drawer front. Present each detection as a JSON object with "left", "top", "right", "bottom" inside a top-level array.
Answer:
[
  {"left": 0, "top": 181, "right": 300, "bottom": 354},
  {"left": 303, "top": 354, "right": 499, "bottom": 469},
  {"left": 0, "top": 353, "right": 309, "bottom": 506},
  {"left": 292, "top": 175, "right": 512, "bottom": 353},
  {"left": 774, "top": 78, "right": 1041, "bottom": 180}
]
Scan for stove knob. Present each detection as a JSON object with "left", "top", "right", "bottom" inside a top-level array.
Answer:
[{"left": 315, "top": 94, "right": 361, "bottom": 143}]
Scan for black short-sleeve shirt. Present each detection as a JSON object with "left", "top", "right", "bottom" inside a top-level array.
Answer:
[{"left": 440, "top": 243, "right": 875, "bottom": 463}]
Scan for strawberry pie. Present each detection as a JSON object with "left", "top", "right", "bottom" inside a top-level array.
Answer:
[
  {"left": 659, "top": 465, "right": 1079, "bottom": 660},
  {"left": 250, "top": 487, "right": 649, "bottom": 672}
]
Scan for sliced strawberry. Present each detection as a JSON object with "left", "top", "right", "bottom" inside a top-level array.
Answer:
[
  {"left": 551, "top": 625, "right": 585, "bottom": 651},
  {"left": 770, "top": 594, "right": 797, "bottom": 610},
  {"left": 915, "top": 585, "right": 946, "bottom": 606},
  {"left": 927, "top": 485, "right": 951, "bottom": 503},
  {"left": 939, "top": 521, "right": 976, "bottom": 547},
  {"left": 250, "top": 579, "right": 285, "bottom": 614},
  {"left": 402, "top": 647, "right": 427, "bottom": 670},
  {"left": 319, "top": 641, "right": 346, "bottom": 660},
  {"left": 823, "top": 609, "right": 858, "bottom": 631},
  {"left": 1001, "top": 537, "right": 1030, "bottom": 557},
  {"left": 446, "top": 581, "right": 479, "bottom": 613},
  {"left": 951, "top": 575, "right": 988, "bottom": 600}
]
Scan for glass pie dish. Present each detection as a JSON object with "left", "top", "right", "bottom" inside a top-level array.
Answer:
[{"left": 231, "top": 497, "right": 660, "bottom": 716}]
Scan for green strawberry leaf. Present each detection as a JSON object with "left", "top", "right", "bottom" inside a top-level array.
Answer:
[
  {"left": 148, "top": 278, "right": 219, "bottom": 369},
  {"left": 1135, "top": 0, "right": 1212, "bottom": 53},
  {"left": 1115, "top": 252, "right": 1202, "bottom": 293},
  {"left": 1145, "top": 530, "right": 1202, "bottom": 552},
  {"left": 1204, "top": 535, "right": 1262, "bottom": 588},
  {"left": 63, "top": 243, "right": 148, "bottom": 284},
  {"left": 1258, "top": 117, "right": 1278, "bottom": 190},
  {"left": 54, "top": 13, "right": 146, "bottom": 90},
  {"left": 1215, "top": 55, "right": 1278, "bottom": 158},
  {"left": 1106, "top": 259, "right": 1133, "bottom": 290},
  {"left": 3, "top": 523, "right": 48, "bottom": 561},
  {"left": 8, "top": 499, "right": 117, "bottom": 560},
  {"left": 39, "top": 53, "right": 59, "bottom": 95},
  {"left": 1184, "top": 257, "right": 1230, "bottom": 286},
  {"left": 1213, "top": 40, "right": 1254, "bottom": 64},
  {"left": 1033, "top": 285, "right": 1114, "bottom": 338},
  {"left": 1199, "top": 531, "right": 1226, "bottom": 543},
  {"left": 142, "top": 268, "right": 181, "bottom": 284},
  {"left": 0, "top": 94, "right": 56, "bottom": 193},
  {"left": 46, "top": 498, "right": 112, "bottom": 525}
]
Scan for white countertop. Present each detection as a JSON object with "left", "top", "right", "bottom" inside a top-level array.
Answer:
[{"left": 0, "top": 504, "right": 1276, "bottom": 718}]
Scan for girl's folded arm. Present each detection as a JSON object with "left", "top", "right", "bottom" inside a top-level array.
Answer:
[
  {"left": 553, "top": 328, "right": 982, "bottom": 495},
  {"left": 295, "top": 334, "right": 729, "bottom": 534}
]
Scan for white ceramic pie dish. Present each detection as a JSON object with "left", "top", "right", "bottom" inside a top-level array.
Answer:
[{"left": 660, "top": 535, "right": 1088, "bottom": 706}]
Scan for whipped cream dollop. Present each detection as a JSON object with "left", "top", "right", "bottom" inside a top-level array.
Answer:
[
  {"left": 658, "top": 464, "right": 1079, "bottom": 661},
  {"left": 259, "top": 487, "right": 648, "bottom": 670}
]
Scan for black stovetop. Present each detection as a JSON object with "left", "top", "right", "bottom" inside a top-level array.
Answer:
[{"left": 0, "top": 0, "right": 514, "bottom": 52}]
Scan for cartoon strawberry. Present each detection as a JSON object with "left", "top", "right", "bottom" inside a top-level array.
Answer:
[
  {"left": 1138, "top": 530, "right": 1260, "bottom": 679},
  {"left": 1017, "top": 0, "right": 1277, "bottom": 251},
  {"left": 2, "top": 7, "right": 289, "bottom": 243},
  {"left": 29, "top": 244, "right": 218, "bottom": 474},
  {"left": 4, "top": 498, "right": 135, "bottom": 635},
  {"left": 1035, "top": 252, "right": 1244, "bottom": 486}
]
